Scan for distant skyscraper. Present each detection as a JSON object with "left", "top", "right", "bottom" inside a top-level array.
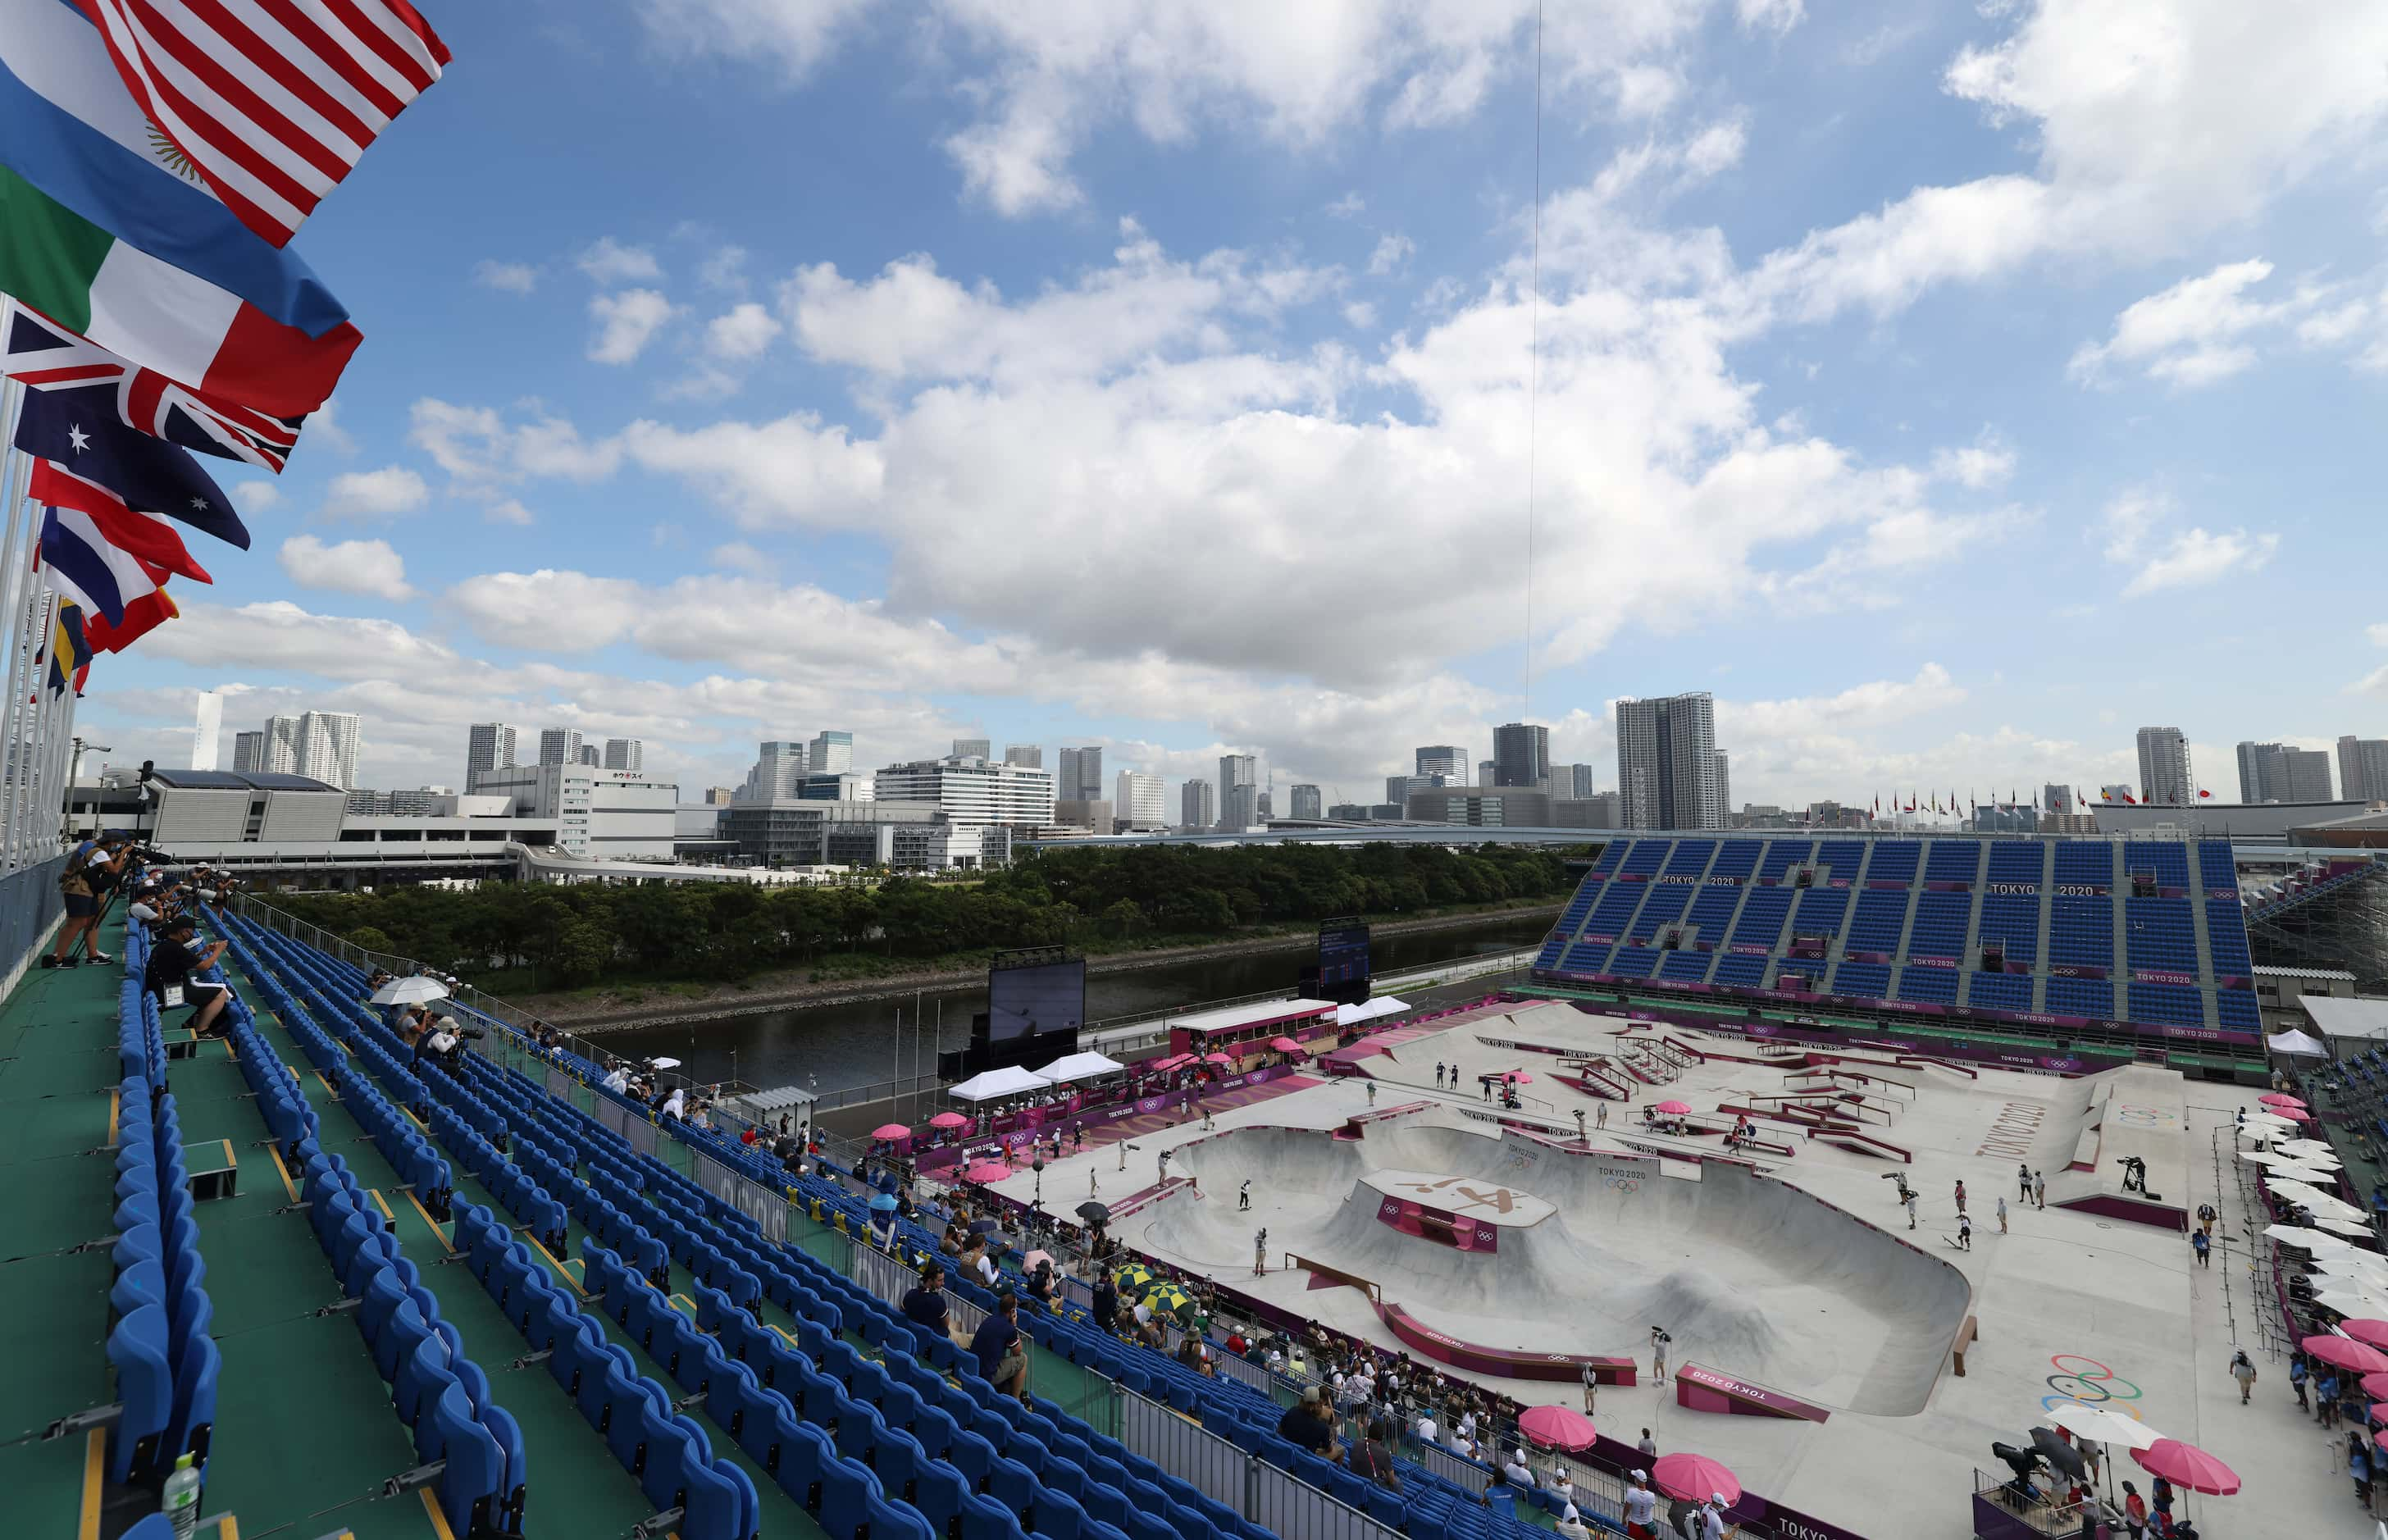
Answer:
[
  {"left": 740, "top": 741, "right": 807, "bottom": 801},
  {"left": 1180, "top": 777, "right": 1215, "bottom": 830},
  {"left": 2135, "top": 727, "right": 2192, "bottom": 805},
  {"left": 538, "top": 727, "right": 582, "bottom": 766},
  {"left": 232, "top": 730, "right": 266, "bottom": 773},
  {"left": 1114, "top": 770, "right": 1165, "bottom": 829},
  {"left": 1616, "top": 691, "right": 1720, "bottom": 830},
  {"left": 1492, "top": 722, "right": 1550, "bottom": 789},
  {"left": 293, "top": 711, "right": 360, "bottom": 788},
  {"left": 604, "top": 738, "right": 643, "bottom": 772},
  {"left": 1217, "top": 754, "right": 1257, "bottom": 827},
  {"left": 2235, "top": 741, "right": 2328, "bottom": 803},
  {"left": 1415, "top": 745, "right": 1466, "bottom": 781},
  {"left": 1385, "top": 774, "right": 1418, "bottom": 805},
  {"left": 1711, "top": 751, "right": 1729, "bottom": 819},
  {"left": 2342, "top": 736, "right": 2388, "bottom": 804},
  {"left": 952, "top": 738, "right": 991, "bottom": 760},
  {"left": 1477, "top": 759, "right": 1495, "bottom": 786},
  {"left": 1004, "top": 745, "right": 1042, "bottom": 768},
  {"left": 1289, "top": 784, "right": 1323, "bottom": 819},
  {"left": 190, "top": 690, "right": 221, "bottom": 771},
  {"left": 1563, "top": 763, "right": 1597, "bottom": 800},
  {"left": 809, "top": 731, "right": 853, "bottom": 774},
  {"left": 2044, "top": 783, "right": 2073, "bottom": 814},
  {"left": 261, "top": 714, "right": 303, "bottom": 774},
  {"left": 1057, "top": 746, "right": 1105, "bottom": 804},
  {"left": 2101, "top": 782, "right": 2135, "bottom": 804},
  {"left": 466, "top": 723, "right": 516, "bottom": 791}
]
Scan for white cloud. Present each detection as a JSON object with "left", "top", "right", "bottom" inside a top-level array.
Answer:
[
  {"left": 587, "top": 289, "right": 677, "bottom": 365},
  {"left": 1366, "top": 234, "right": 1415, "bottom": 277},
  {"left": 277, "top": 535, "right": 416, "bottom": 599},
  {"left": 486, "top": 499, "right": 535, "bottom": 526},
  {"left": 473, "top": 259, "right": 539, "bottom": 294},
  {"left": 615, "top": 413, "right": 885, "bottom": 529},
  {"left": 321, "top": 466, "right": 429, "bottom": 518},
  {"left": 233, "top": 480, "right": 282, "bottom": 513},
  {"left": 1679, "top": 116, "right": 1748, "bottom": 180},
  {"left": 1342, "top": 301, "right": 1378, "bottom": 330},
  {"left": 1735, "top": 0, "right": 1803, "bottom": 38},
  {"left": 2098, "top": 485, "right": 2278, "bottom": 597},
  {"left": 1930, "top": 431, "right": 2017, "bottom": 489},
  {"left": 306, "top": 397, "right": 357, "bottom": 456},
  {"left": 2368, "top": 622, "right": 2388, "bottom": 648},
  {"left": 697, "top": 245, "right": 750, "bottom": 294},
  {"left": 633, "top": 0, "right": 876, "bottom": 79},
  {"left": 576, "top": 237, "right": 664, "bottom": 286},
  {"left": 2070, "top": 259, "right": 2301, "bottom": 387},
  {"left": 1324, "top": 191, "right": 1366, "bottom": 218},
  {"left": 704, "top": 301, "right": 782, "bottom": 360}
]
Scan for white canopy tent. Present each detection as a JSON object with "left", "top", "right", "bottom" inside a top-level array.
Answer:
[
  {"left": 947, "top": 1065, "right": 1053, "bottom": 1103},
  {"left": 1332, "top": 996, "right": 1414, "bottom": 1027},
  {"left": 1033, "top": 1050, "right": 1127, "bottom": 1082},
  {"left": 2268, "top": 1028, "right": 2328, "bottom": 1057}
]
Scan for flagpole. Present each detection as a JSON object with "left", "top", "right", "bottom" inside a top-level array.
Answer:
[{"left": 0, "top": 380, "right": 36, "bottom": 874}]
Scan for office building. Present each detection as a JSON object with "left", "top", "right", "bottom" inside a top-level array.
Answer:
[
  {"left": 1406, "top": 787, "right": 1549, "bottom": 826},
  {"left": 1492, "top": 722, "right": 1550, "bottom": 789},
  {"left": 2135, "top": 726, "right": 2193, "bottom": 805},
  {"left": 258, "top": 714, "right": 303, "bottom": 775},
  {"left": 797, "top": 772, "right": 873, "bottom": 801},
  {"left": 1616, "top": 691, "right": 1720, "bottom": 831},
  {"left": 191, "top": 690, "right": 221, "bottom": 771},
  {"left": 2044, "top": 783, "right": 2074, "bottom": 815},
  {"left": 873, "top": 756, "right": 1055, "bottom": 828},
  {"left": 537, "top": 727, "right": 581, "bottom": 765},
  {"left": 738, "top": 740, "right": 808, "bottom": 802},
  {"left": 2237, "top": 741, "right": 2333, "bottom": 804},
  {"left": 1288, "top": 784, "right": 1324, "bottom": 820},
  {"left": 2343, "top": 736, "right": 2388, "bottom": 804},
  {"left": 465, "top": 722, "right": 517, "bottom": 791},
  {"left": 1553, "top": 791, "right": 1621, "bottom": 829},
  {"left": 1053, "top": 798, "right": 1114, "bottom": 832},
  {"left": 273, "top": 710, "right": 361, "bottom": 790},
  {"left": 476, "top": 762, "right": 679, "bottom": 859},
  {"left": 1114, "top": 770, "right": 1166, "bottom": 830},
  {"left": 1385, "top": 774, "right": 1420, "bottom": 805},
  {"left": 1326, "top": 803, "right": 1373, "bottom": 821},
  {"left": 1056, "top": 746, "right": 1105, "bottom": 804},
  {"left": 576, "top": 744, "right": 602, "bottom": 768},
  {"left": 604, "top": 738, "right": 644, "bottom": 773},
  {"left": 1005, "top": 745, "right": 1042, "bottom": 768},
  {"left": 701, "top": 786, "right": 735, "bottom": 805},
  {"left": 1217, "top": 754, "right": 1258, "bottom": 828},
  {"left": 1562, "top": 763, "right": 1597, "bottom": 800},
  {"left": 1415, "top": 745, "right": 1467, "bottom": 781},
  {"left": 721, "top": 799, "right": 1005, "bottom": 871},
  {"left": 952, "top": 738, "right": 991, "bottom": 760},
  {"left": 809, "top": 731, "right": 854, "bottom": 775},
  {"left": 2101, "top": 783, "right": 2136, "bottom": 804},
  {"left": 1181, "top": 778, "right": 1215, "bottom": 831},
  {"left": 1711, "top": 752, "right": 1729, "bottom": 822},
  {"left": 231, "top": 731, "right": 266, "bottom": 774},
  {"left": 1477, "top": 759, "right": 1495, "bottom": 787}
]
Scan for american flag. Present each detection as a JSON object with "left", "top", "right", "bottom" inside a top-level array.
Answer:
[
  {"left": 79, "top": 0, "right": 451, "bottom": 248},
  {"left": 2, "top": 301, "right": 302, "bottom": 472}
]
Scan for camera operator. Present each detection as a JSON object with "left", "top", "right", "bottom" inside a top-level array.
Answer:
[
  {"left": 45, "top": 835, "right": 128, "bottom": 968},
  {"left": 420, "top": 1015, "right": 463, "bottom": 1077},
  {"left": 145, "top": 916, "right": 230, "bottom": 1038}
]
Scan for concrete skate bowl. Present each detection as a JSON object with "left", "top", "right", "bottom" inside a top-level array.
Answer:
[{"left": 1143, "top": 1122, "right": 1971, "bottom": 1415}]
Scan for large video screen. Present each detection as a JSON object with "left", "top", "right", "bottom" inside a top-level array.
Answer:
[
  {"left": 988, "top": 959, "right": 1087, "bottom": 1042},
  {"left": 1318, "top": 923, "right": 1371, "bottom": 991}
]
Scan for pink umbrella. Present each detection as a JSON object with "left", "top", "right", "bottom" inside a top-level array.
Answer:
[
  {"left": 870, "top": 1123, "right": 912, "bottom": 1141},
  {"left": 1269, "top": 1037, "right": 1308, "bottom": 1055},
  {"left": 2365, "top": 1372, "right": 2388, "bottom": 1399},
  {"left": 2274, "top": 1106, "right": 2316, "bottom": 1123},
  {"left": 1202, "top": 1053, "right": 1235, "bottom": 1066},
  {"left": 2372, "top": 1402, "right": 2388, "bottom": 1424},
  {"left": 1516, "top": 1405, "right": 1597, "bottom": 1451},
  {"left": 2259, "top": 1093, "right": 2306, "bottom": 1109},
  {"left": 962, "top": 1161, "right": 1011, "bottom": 1183},
  {"left": 2304, "top": 1334, "right": 2388, "bottom": 1374},
  {"left": 1656, "top": 1100, "right": 1693, "bottom": 1116},
  {"left": 2129, "top": 1439, "right": 2238, "bottom": 1496},
  {"left": 1502, "top": 1072, "right": 1535, "bottom": 1085},
  {"left": 2342, "top": 1319, "right": 2388, "bottom": 1350},
  {"left": 2375, "top": 1428, "right": 2388, "bottom": 1451},
  {"left": 1651, "top": 1452, "right": 1740, "bottom": 1506},
  {"left": 930, "top": 1112, "right": 970, "bottom": 1129}
]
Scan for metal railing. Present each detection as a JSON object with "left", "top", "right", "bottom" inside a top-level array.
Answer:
[{"left": 0, "top": 853, "right": 68, "bottom": 997}]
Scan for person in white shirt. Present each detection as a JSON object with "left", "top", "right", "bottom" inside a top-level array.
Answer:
[
  {"left": 601, "top": 1064, "right": 630, "bottom": 1093},
  {"left": 1624, "top": 1471, "right": 1658, "bottom": 1538},
  {"left": 1549, "top": 1469, "right": 1573, "bottom": 1503},
  {"left": 1554, "top": 1503, "right": 1592, "bottom": 1539},
  {"left": 1700, "top": 1497, "right": 1727, "bottom": 1540},
  {"left": 1413, "top": 1412, "right": 1438, "bottom": 1450},
  {"left": 661, "top": 1088, "right": 686, "bottom": 1120},
  {"left": 1502, "top": 1452, "right": 1534, "bottom": 1488}
]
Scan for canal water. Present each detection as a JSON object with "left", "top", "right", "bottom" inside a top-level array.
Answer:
[{"left": 596, "top": 909, "right": 1555, "bottom": 1100}]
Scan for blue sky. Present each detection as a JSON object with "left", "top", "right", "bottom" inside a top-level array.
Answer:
[{"left": 80, "top": 0, "right": 2388, "bottom": 809}]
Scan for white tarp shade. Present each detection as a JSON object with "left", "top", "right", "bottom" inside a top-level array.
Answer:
[
  {"left": 948, "top": 1065, "right": 1053, "bottom": 1102},
  {"left": 2269, "top": 1029, "right": 2327, "bottom": 1056},
  {"left": 1333, "top": 996, "right": 1414, "bottom": 1026},
  {"left": 1034, "top": 1050, "right": 1127, "bottom": 1082}
]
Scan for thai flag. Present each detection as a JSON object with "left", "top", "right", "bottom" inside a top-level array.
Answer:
[{"left": 38, "top": 503, "right": 167, "bottom": 625}]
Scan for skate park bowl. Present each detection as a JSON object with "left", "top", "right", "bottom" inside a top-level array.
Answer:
[{"left": 1143, "top": 1119, "right": 1972, "bottom": 1416}]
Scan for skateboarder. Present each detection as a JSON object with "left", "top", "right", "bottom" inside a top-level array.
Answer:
[
  {"left": 1953, "top": 1179, "right": 1966, "bottom": 1215},
  {"left": 1253, "top": 1228, "right": 1268, "bottom": 1277},
  {"left": 1905, "top": 1191, "right": 1918, "bottom": 1230},
  {"left": 1239, "top": 1179, "right": 1251, "bottom": 1211},
  {"left": 1957, "top": 1214, "right": 1971, "bottom": 1251},
  {"left": 1435, "top": 1062, "right": 1446, "bottom": 1087},
  {"left": 2019, "top": 1162, "right": 2034, "bottom": 1201}
]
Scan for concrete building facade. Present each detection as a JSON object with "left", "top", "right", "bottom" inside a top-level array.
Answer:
[
  {"left": 1181, "top": 777, "right": 1215, "bottom": 831},
  {"left": 2136, "top": 726, "right": 2193, "bottom": 805},
  {"left": 1492, "top": 722, "right": 1550, "bottom": 789},
  {"left": 873, "top": 756, "right": 1055, "bottom": 828},
  {"left": 1114, "top": 771, "right": 1167, "bottom": 830},
  {"left": 1616, "top": 690, "right": 1719, "bottom": 831}
]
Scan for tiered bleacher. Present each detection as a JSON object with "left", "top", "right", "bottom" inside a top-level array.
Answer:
[{"left": 1532, "top": 834, "right": 2263, "bottom": 1057}]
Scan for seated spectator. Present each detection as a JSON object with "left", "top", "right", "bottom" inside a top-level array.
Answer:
[
  {"left": 1554, "top": 1503, "right": 1591, "bottom": 1539},
  {"left": 1225, "top": 1328, "right": 1248, "bottom": 1357},
  {"left": 902, "top": 1263, "right": 973, "bottom": 1346},
  {"left": 420, "top": 1016, "right": 463, "bottom": 1075},
  {"left": 1276, "top": 1387, "right": 1339, "bottom": 1459},
  {"left": 600, "top": 1060, "right": 631, "bottom": 1094},
  {"left": 970, "top": 1291, "right": 1028, "bottom": 1401},
  {"left": 1348, "top": 1419, "right": 1401, "bottom": 1491},
  {"left": 144, "top": 917, "right": 230, "bottom": 1038},
  {"left": 1502, "top": 1450, "right": 1536, "bottom": 1489}
]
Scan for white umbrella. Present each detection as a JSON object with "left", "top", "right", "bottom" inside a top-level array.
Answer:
[
  {"left": 2240, "top": 1150, "right": 2299, "bottom": 1167},
  {"left": 2281, "top": 1139, "right": 2342, "bottom": 1160},
  {"left": 2317, "top": 1217, "right": 2378, "bottom": 1239},
  {"left": 2269, "top": 1164, "right": 2342, "bottom": 1185},
  {"left": 2315, "top": 1287, "right": 2388, "bottom": 1316},
  {"left": 2273, "top": 1180, "right": 2367, "bottom": 1219},
  {"left": 2243, "top": 1113, "right": 2297, "bottom": 1129},
  {"left": 648, "top": 1056, "right": 682, "bottom": 1070},
  {"left": 2046, "top": 1401, "right": 2162, "bottom": 1451},
  {"left": 2266, "top": 1223, "right": 2354, "bottom": 1251},
  {"left": 369, "top": 976, "right": 449, "bottom": 1005}
]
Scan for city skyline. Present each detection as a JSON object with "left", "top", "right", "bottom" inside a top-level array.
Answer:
[{"left": 57, "top": 7, "right": 2386, "bottom": 821}]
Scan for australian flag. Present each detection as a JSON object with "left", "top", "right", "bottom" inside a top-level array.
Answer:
[
  {"left": 2, "top": 303, "right": 301, "bottom": 474},
  {"left": 14, "top": 385, "right": 248, "bottom": 550}
]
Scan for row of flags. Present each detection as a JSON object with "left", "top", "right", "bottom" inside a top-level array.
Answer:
[
  {"left": 0, "top": 0, "right": 449, "bottom": 695},
  {"left": 1865, "top": 786, "right": 2221, "bottom": 818}
]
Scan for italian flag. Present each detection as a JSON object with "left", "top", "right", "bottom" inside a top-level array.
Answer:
[{"left": 0, "top": 166, "right": 358, "bottom": 417}]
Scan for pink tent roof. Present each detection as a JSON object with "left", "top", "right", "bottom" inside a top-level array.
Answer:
[
  {"left": 1269, "top": 1037, "right": 1308, "bottom": 1054},
  {"left": 962, "top": 1161, "right": 1012, "bottom": 1183},
  {"left": 2303, "top": 1333, "right": 2388, "bottom": 1374},
  {"left": 1151, "top": 1054, "right": 1195, "bottom": 1071},
  {"left": 1651, "top": 1451, "right": 1740, "bottom": 1505},
  {"left": 1516, "top": 1405, "right": 1596, "bottom": 1451},
  {"left": 2129, "top": 1439, "right": 2239, "bottom": 1496},
  {"left": 928, "top": 1111, "right": 970, "bottom": 1128},
  {"left": 1201, "top": 1052, "right": 1235, "bottom": 1065},
  {"left": 2341, "top": 1319, "right": 2388, "bottom": 1350},
  {"left": 1656, "top": 1100, "right": 1693, "bottom": 1115},
  {"left": 870, "top": 1123, "right": 912, "bottom": 1140}
]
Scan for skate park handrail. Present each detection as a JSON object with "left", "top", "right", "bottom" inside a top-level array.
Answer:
[
  {"left": 1287, "top": 1253, "right": 1380, "bottom": 1301},
  {"left": 1815, "top": 1128, "right": 1914, "bottom": 1164}
]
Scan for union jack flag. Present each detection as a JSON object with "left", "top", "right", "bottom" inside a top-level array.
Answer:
[
  {"left": 2, "top": 301, "right": 301, "bottom": 472},
  {"left": 80, "top": 0, "right": 452, "bottom": 247}
]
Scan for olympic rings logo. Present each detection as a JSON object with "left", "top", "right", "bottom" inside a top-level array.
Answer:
[{"left": 2041, "top": 1353, "right": 2145, "bottom": 1417}]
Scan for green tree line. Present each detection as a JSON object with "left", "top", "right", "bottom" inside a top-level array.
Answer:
[{"left": 268, "top": 841, "right": 1580, "bottom": 990}]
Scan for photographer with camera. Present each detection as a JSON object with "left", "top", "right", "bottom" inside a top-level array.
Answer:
[
  {"left": 145, "top": 916, "right": 231, "bottom": 1039},
  {"left": 45, "top": 835, "right": 129, "bottom": 968}
]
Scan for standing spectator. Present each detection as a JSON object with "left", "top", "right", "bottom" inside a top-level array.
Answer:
[
  {"left": 1650, "top": 1328, "right": 1670, "bottom": 1380},
  {"left": 2291, "top": 1351, "right": 2310, "bottom": 1411},
  {"left": 1638, "top": 1429, "right": 1657, "bottom": 1462},
  {"left": 46, "top": 838, "right": 125, "bottom": 968},
  {"left": 1582, "top": 1360, "right": 1600, "bottom": 1414},
  {"left": 2196, "top": 1201, "right": 2217, "bottom": 1237},
  {"left": 1623, "top": 1470, "right": 1658, "bottom": 1540},
  {"left": 2034, "top": 1170, "right": 2048, "bottom": 1209},
  {"left": 1091, "top": 1271, "right": 1119, "bottom": 1335},
  {"left": 1997, "top": 1195, "right": 2008, "bottom": 1235},
  {"left": 2350, "top": 1431, "right": 2373, "bottom": 1505},
  {"left": 2019, "top": 1162, "right": 2034, "bottom": 1201},
  {"left": 2320, "top": 1369, "right": 2343, "bottom": 1428}
]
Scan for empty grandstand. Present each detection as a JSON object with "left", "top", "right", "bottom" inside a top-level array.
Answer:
[{"left": 1530, "top": 833, "right": 2263, "bottom": 1064}]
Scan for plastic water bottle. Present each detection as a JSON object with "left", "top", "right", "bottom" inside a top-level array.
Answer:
[{"left": 161, "top": 1451, "right": 201, "bottom": 1538}]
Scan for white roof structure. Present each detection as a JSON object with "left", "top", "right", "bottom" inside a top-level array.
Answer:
[
  {"left": 1171, "top": 998, "right": 1334, "bottom": 1037},
  {"left": 1333, "top": 996, "right": 1413, "bottom": 1026},
  {"left": 1033, "top": 1050, "right": 1127, "bottom": 1082},
  {"left": 2269, "top": 1028, "right": 2329, "bottom": 1056},
  {"left": 2300, "top": 996, "right": 2388, "bottom": 1039},
  {"left": 947, "top": 1065, "right": 1053, "bottom": 1102}
]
